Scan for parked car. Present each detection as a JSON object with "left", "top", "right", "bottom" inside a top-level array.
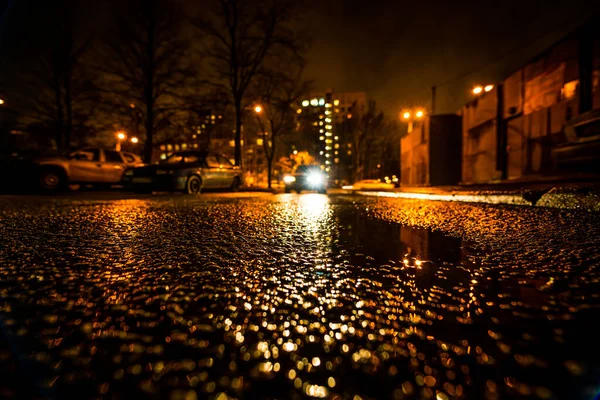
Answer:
[
  {"left": 342, "top": 179, "right": 395, "bottom": 191},
  {"left": 553, "top": 110, "right": 600, "bottom": 172},
  {"left": 36, "top": 147, "right": 144, "bottom": 191},
  {"left": 123, "top": 151, "right": 242, "bottom": 194},
  {"left": 283, "top": 165, "right": 327, "bottom": 194},
  {"left": 122, "top": 152, "right": 144, "bottom": 166}
]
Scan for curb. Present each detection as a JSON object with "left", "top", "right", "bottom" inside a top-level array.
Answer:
[{"left": 355, "top": 190, "right": 600, "bottom": 212}]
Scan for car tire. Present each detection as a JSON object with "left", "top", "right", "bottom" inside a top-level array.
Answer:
[
  {"left": 40, "top": 168, "right": 65, "bottom": 192},
  {"left": 230, "top": 177, "right": 241, "bottom": 192},
  {"left": 185, "top": 175, "right": 202, "bottom": 194}
]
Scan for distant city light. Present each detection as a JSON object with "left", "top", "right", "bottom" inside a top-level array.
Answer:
[
  {"left": 333, "top": 99, "right": 340, "bottom": 106},
  {"left": 310, "top": 98, "right": 319, "bottom": 106},
  {"left": 302, "top": 100, "right": 309, "bottom": 107},
  {"left": 484, "top": 84, "right": 494, "bottom": 92},
  {"left": 318, "top": 98, "right": 325, "bottom": 106},
  {"left": 297, "top": 109, "right": 302, "bottom": 114},
  {"left": 0, "top": 98, "right": 4, "bottom": 105},
  {"left": 472, "top": 86, "right": 483, "bottom": 95}
]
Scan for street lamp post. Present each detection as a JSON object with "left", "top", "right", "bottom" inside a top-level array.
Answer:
[{"left": 116, "top": 131, "right": 126, "bottom": 151}]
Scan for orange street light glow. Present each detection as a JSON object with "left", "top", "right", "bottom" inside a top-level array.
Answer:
[
  {"left": 254, "top": 105, "right": 263, "bottom": 113},
  {"left": 484, "top": 84, "right": 494, "bottom": 92},
  {"left": 472, "top": 86, "right": 483, "bottom": 95},
  {"left": 0, "top": 98, "right": 4, "bottom": 105},
  {"left": 117, "top": 132, "right": 126, "bottom": 140},
  {"left": 402, "top": 112, "right": 411, "bottom": 120},
  {"left": 130, "top": 137, "right": 139, "bottom": 144},
  {"left": 415, "top": 110, "right": 424, "bottom": 118}
]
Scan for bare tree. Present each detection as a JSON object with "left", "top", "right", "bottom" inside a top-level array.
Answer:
[
  {"left": 252, "top": 65, "right": 310, "bottom": 188},
  {"left": 97, "top": 0, "right": 197, "bottom": 162},
  {"left": 344, "top": 100, "right": 398, "bottom": 181},
  {"left": 193, "top": 0, "right": 305, "bottom": 166}
]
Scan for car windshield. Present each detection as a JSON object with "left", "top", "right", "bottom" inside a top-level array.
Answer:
[
  {"left": 161, "top": 152, "right": 206, "bottom": 164},
  {"left": 162, "top": 154, "right": 183, "bottom": 164}
]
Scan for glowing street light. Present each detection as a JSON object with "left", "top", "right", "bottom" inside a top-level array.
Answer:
[
  {"left": 484, "top": 84, "right": 494, "bottom": 92},
  {"left": 116, "top": 131, "right": 126, "bottom": 151},
  {"left": 415, "top": 110, "right": 425, "bottom": 118},
  {"left": 0, "top": 98, "right": 4, "bottom": 105},
  {"left": 472, "top": 86, "right": 483, "bottom": 95},
  {"left": 130, "top": 137, "right": 139, "bottom": 144},
  {"left": 254, "top": 105, "right": 263, "bottom": 114},
  {"left": 402, "top": 111, "right": 411, "bottom": 120}
]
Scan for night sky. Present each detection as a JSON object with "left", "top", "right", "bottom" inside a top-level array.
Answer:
[{"left": 303, "top": 0, "right": 599, "bottom": 115}]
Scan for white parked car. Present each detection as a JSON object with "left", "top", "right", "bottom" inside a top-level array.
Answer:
[{"left": 36, "top": 147, "right": 144, "bottom": 191}]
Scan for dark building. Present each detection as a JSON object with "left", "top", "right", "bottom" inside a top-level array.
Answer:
[{"left": 400, "top": 114, "right": 462, "bottom": 186}]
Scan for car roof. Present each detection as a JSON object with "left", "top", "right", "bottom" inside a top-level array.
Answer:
[{"left": 170, "top": 150, "right": 208, "bottom": 156}]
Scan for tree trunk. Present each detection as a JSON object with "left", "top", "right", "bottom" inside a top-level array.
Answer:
[
  {"left": 64, "top": 69, "right": 73, "bottom": 150},
  {"left": 143, "top": 1, "right": 156, "bottom": 163},
  {"left": 234, "top": 98, "right": 242, "bottom": 166},
  {"left": 52, "top": 62, "right": 65, "bottom": 151},
  {"left": 267, "top": 157, "right": 273, "bottom": 189}
]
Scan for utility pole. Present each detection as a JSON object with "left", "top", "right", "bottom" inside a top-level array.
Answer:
[
  {"left": 495, "top": 83, "right": 507, "bottom": 180},
  {"left": 431, "top": 86, "right": 436, "bottom": 115}
]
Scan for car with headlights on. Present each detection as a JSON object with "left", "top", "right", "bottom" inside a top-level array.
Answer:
[
  {"left": 123, "top": 151, "right": 242, "bottom": 194},
  {"left": 283, "top": 165, "right": 327, "bottom": 194}
]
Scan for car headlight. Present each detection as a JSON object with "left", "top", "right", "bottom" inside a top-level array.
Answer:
[
  {"left": 307, "top": 172, "right": 324, "bottom": 186},
  {"left": 283, "top": 175, "right": 296, "bottom": 183}
]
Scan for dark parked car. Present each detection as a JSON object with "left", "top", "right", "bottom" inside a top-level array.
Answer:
[
  {"left": 123, "top": 151, "right": 242, "bottom": 194},
  {"left": 282, "top": 164, "right": 327, "bottom": 194},
  {"left": 553, "top": 110, "right": 600, "bottom": 172}
]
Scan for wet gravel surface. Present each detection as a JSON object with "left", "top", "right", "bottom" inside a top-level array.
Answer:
[{"left": 0, "top": 193, "right": 599, "bottom": 400}]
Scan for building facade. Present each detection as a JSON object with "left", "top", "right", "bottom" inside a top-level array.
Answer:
[
  {"left": 296, "top": 90, "right": 367, "bottom": 183},
  {"left": 461, "top": 19, "right": 600, "bottom": 184},
  {"left": 400, "top": 114, "right": 462, "bottom": 186}
]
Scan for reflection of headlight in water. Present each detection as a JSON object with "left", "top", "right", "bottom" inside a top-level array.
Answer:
[
  {"left": 307, "top": 172, "right": 324, "bottom": 186},
  {"left": 283, "top": 175, "right": 296, "bottom": 183}
]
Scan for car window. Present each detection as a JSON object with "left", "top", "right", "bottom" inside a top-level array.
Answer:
[
  {"left": 123, "top": 153, "right": 137, "bottom": 163},
  {"left": 183, "top": 155, "right": 202, "bottom": 164},
  {"left": 72, "top": 149, "right": 100, "bottom": 162},
  {"left": 217, "top": 155, "right": 234, "bottom": 169},
  {"left": 163, "top": 154, "right": 183, "bottom": 164},
  {"left": 104, "top": 150, "right": 124, "bottom": 163},
  {"left": 206, "top": 154, "right": 220, "bottom": 168}
]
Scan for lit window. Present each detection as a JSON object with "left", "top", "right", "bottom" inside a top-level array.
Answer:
[
  {"left": 325, "top": 160, "right": 330, "bottom": 165},
  {"left": 319, "top": 151, "right": 324, "bottom": 155},
  {"left": 302, "top": 100, "right": 309, "bottom": 107},
  {"left": 348, "top": 150, "right": 352, "bottom": 155},
  {"left": 334, "top": 144, "right": 339, "bottom": 149},
  {"left": 174, "top": 144, "right": 180, "bottom": 151},
  {"left": 167, "top": 144, "right": 173, "bottom": 151},
  {"left": 182, "top": 143, "right": 187, "bottom": 149},
  {"left": 325, "top": 118, "right": 331, "bottom": 123},
  {"left": 334, "top": 151, "right": 338, "bottom": 155},
  {"left": 194, "top": 144, "right": 199, "bottom": 148},
  {"left": 325, "top": 146, "right": 331, "bottom": 150},
  {"left": 561, "top": 80, "right": 578, "bottom": 100},
  {"left": 334, "top": 136, "right": 339, "bottom": 140},
  {"left": 347, "top": 114, "right": 352, "bottom": 119},
  {"left": 347, "top": 143, "right": 352, "bottom": 148},
  {"left": 325, "top": 110, "right": 331, "bottom": 115},
  {"left": 325, "top": 103, "right": 332, "bottom": 108},
  {"left": 160, "top": 153, "right": 167, "bottom": 160},
  {"left": 160, "top": 145, "right": 166, "bottom": 151},
  {"left": 192, "top": 135, "right": 197, "bottom": 139},
  {"left": 229, "top": 140, "right": 235, "bottom": 147},
  {"left": 257, "top": 138, "right": 264, "bottom": 145},
  {"left": 310, "top": 98, "right": 318, "bottom": 106},
  {"left": 319, "top": 121, "right": 323, "bottom": 126},
  {"left": 318, "top": 98, "right": 325, "bottom": 106},
  {"left": 325, "top": 154, "right": 330, "bottom": 158},
  {"left": 325, "top": 139, "right": 332, "bottom": 144},
  {"left": 319, "top": 136, "right": 325, "bottom": 140},
  {"left": 326, "top": 167, "right": 331, "bottom": 172},
  {"left": 325, "top": 132, "right": 332, "bottom": 137},
  {"left": 325, "top": 125, "right": 332, "bottom": 129},
  {"left": 333, "top": 99, "right": 340, "bottom": 106},
  {"left": 334, "top": 158, "right": 339, "bottom": 163},
  {"left": 319, "top": 129, "right": 324, "bottom": 133},
  {"left": 297, "top": 109, "right": 302, "bottom": 114},
  {"left": 211, "top": 115, "right": 216, "bottom": 120},
  {"left": 319, "top": 115, "right": 324, "bottom": 119}
]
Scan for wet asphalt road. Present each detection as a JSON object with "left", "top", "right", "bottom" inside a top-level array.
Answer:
[{"left": 0, "top": 192, "right": 599, "bottom": 400}]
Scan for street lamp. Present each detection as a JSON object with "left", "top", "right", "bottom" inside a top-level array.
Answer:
[
  {"left": 0, "top": 98, "right": 4, "bottom": 105},
  {"left": 472, "top": 86, "right": 483, "bottom": 95},
  {"left": 402, "top": 111, "right": 411, "bottom": 120},
  {"left": 130, "top": 137, "right": 139, "bottom": 144},
  {"left": 484, "top": 84, "right": 494, "bottom": 92},
  {"left": 415, "top": 110, "right": 425, "bottom": 118},
  {"left": 116, "top": 131, "right": 126, "bottom": 151},
  {"left": 254, "top": 105, "right": 263, "bottom": 114}
]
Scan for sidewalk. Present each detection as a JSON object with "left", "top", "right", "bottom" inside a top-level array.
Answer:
[{"left": 352, "top": 180, "right": 600, "bottom": 212}]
